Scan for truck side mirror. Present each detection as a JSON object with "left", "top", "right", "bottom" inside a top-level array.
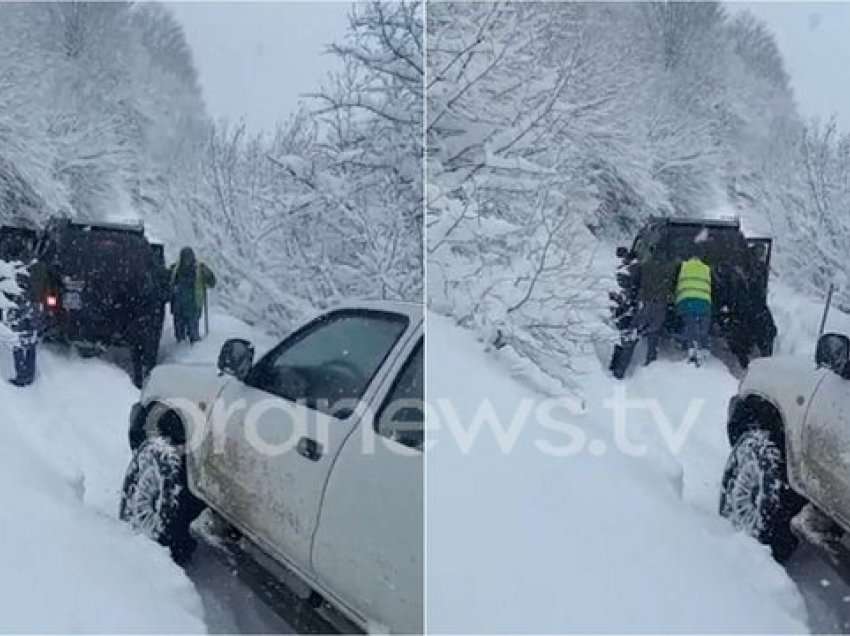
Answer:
[
  {"left": 218, "top": 338, "right": 254, "bottom": 381},
  {"left": 816, "top": 333, "right": 850, "bottom": 377},
  {"left": 616, "top": 246, "right": 629, "bottom": 259}
]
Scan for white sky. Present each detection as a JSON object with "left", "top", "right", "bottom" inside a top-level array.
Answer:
[
  {"left": 732, "top": 2, "right": 850, "bottom": 130},
  {"left": 169, "top": 1, "right": 351, "bottom": 133},
  {"left": 171, "top": 2, "right": 850, "bottom": 133}
]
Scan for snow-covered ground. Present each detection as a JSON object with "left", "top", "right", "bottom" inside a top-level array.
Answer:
[
  {"left": 426, "top": 212, "right": 850, "bottom": 633},
  {"left": 158, "top": 311, "right": 278, "bottom": 366},
  {"left": 771, "top": 279, "right": 850, "bottom": 358},
  {"left": 0, "top": 349, "right": 205, "bottom": 631},
  {"left": 427, "top": 309, "right": 816, "bottom": 633},
  {"left": 3, "top": 257, "right": 849, "bottom": 632},
  {"left": 0, "top": 309, "right": 284, "bottom": 633}
]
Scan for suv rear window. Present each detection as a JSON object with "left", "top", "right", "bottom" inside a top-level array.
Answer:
[
  {"left": 56, "top": 227, "right": 152, "bottom": 278},
  {"left": 663, "top": 225, "right": 746, "bottom": 264}
]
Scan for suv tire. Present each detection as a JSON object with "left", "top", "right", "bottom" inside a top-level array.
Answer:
[
  {"left": 119, "top": 436, "right": 204, "bottom": 564},
  {"left": 131, "top": 335, "right": 159, "bottom": 389},
  {"left": 719, "top": 429, "right": 805, "bottom": 561}
]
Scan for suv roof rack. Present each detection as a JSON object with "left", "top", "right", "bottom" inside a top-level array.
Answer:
[
  {"left": 0, "top": 216, "right": 40, "bottom": 231},
  {"left": 68, "top": 219, "right": 145, "bottom": 234},
  {"left": 650, "top": 215, "right": 741, "bottom": 229}
]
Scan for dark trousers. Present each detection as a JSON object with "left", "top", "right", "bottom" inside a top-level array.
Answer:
[
  {"left": 680, "top": 310, "right": 710, "bottom": 350},
  {"left": 11, "top": 341, "right": 36, "bottom": 385},
  {"left": 174, "top": 314, "right": 200, "bottom": 343},
  {"left": 636, "top": 301, "right": 666, "bottom": 364}
]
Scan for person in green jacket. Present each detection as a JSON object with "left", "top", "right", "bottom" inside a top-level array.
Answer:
[
  {"left": 675, "top": 249, "right": 712, "bottom": 365},
  {"left": 169, "top": 247, "right": 215, "bottom": 343}
]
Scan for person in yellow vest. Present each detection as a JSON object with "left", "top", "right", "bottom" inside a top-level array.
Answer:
[
  {"left": 169, "top": 247, "right": 215, "bottom": 344},
  {"left": 675, "top": 250, "right": 712, "bottom": 365}
]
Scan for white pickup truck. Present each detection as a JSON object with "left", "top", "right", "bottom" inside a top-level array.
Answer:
[
  {"left": 720, "top": 330, "right": 850, "bottom": 566},
  {"left": 119, "top": 302, "right": 423, "bottom": 633}
]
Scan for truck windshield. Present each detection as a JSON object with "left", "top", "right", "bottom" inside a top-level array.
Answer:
[
  {"left": 58, "top": 228, "right": 151, "bottom": 280},
  {"left": 665, "top": 225, "right": 744, "bottom": 265}
]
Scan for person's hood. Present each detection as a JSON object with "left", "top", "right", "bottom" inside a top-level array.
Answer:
[{"left": 178, "top": 247, "right": 196, "bottom": 270}]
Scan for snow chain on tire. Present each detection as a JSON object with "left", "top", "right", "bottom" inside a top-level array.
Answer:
[
  {"left": 719, "top": 429, "right": 804, "bottom": 561},
  {"left": 119, "top": 437, "right": 200, "bottom": 564}
]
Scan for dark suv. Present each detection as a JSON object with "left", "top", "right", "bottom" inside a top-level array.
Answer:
[
  {"left": 609, "top": 216, "right": 776, "bottom": 378},
  {"left": 1, "top": 217, "right": 169, "bottom": 387}
]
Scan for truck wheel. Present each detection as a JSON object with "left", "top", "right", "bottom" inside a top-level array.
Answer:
[
  {"left": 119, "top": 437, "right": 204, "bottom": 564},
  {"left": 727, "top": 330, "right": 751, "bottom": 369},
  {"left": 754, "top": 306, "right": 777, "bottom": 358},
  {"left": 759, "top": 330, "right": 775, "bottom": 357},
  {"left": 719, "top": 429, "right": 805, "bottom": 561},
  {"left": 130, "top": 337, "right": 158, "bottom": 389},
  {"left": 131, "top": 348, "right": 144, "bottom": 389},
  {"left": 609, "top": 339, "right": 637, "bottom": 379}
]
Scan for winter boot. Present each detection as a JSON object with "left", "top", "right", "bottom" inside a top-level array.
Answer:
[{"left": 687, "top": 345, "right": 698, "bottom": 366}]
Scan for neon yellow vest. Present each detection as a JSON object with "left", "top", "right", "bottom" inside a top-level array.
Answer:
[{"left": 675, "top": 258, "right": 711, "bottom": 304}]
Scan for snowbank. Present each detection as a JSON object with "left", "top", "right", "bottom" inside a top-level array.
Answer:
[
  {"left": 427, "top": 312, "right": 808, "bottom": 633},
  {"left": 159, "top": 310, "right": 278, "bottom": 367},
  {"left": 771, "top": 279, "right": 850, "bottom": 358},
  {"left": 0, "top": 349, "right": 206, "bottom": 632},
  {"left": 0, "top": 309, "right": 284, "bottom": 632},
  {"left": 0, "top": 260, "right": 26, "bottom": 349},
  {"left": 0, "top": 307, "right": 280, "bottom": 633}
]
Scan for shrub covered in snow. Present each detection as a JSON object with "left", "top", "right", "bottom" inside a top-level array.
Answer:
[
  {"left": 427, "top": 2, "right": 849, "bottom": 382},
  {"left": 0, "top": 2, "right": 424, "bottom": 336},
  {"left": 0, "top": 259, "right": 27, "bottom": 344}
]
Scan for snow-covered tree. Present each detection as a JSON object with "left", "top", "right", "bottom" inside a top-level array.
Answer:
[
  {"left": 0, "top": 1, "right": 207, "bottom": 224},
  {"left": 427, "top": 1, "right": 838, "bottom": 386},
  {"left": 162, "top": 1, "right": 424, "bottom": 332}
]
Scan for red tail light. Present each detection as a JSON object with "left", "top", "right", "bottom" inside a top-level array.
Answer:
[{"left": 45, "top": 294, "right": 59, "bottom": 308}]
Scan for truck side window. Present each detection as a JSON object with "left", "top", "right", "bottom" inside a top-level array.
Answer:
[
  {"left": 249, "top": 310, "right": 409, "bottom": 417},
  {"left": 632, "top": 228, "right": 658, "bottom": 262},
  {"left": 376, "top": 340, "right": 423, "bottom": 451},
  {"left": 631, "top": 236, "right": 646, "bottom": 261}
]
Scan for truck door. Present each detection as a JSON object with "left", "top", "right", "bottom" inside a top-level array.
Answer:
[
  {"left": 195, "top": 309, "right": 412, "bottom": 575},
  {"left": 746, "top": 238, "right": 772, "bottom": 297},
  {"left": 312, "top": 336, "right": 423, "bottom": 633},
  {"left": 801, "top": 368, "right": 850, "bottom": 527},
  {"left": 746, "top": 237, "right": 772, "bottom": 267}
]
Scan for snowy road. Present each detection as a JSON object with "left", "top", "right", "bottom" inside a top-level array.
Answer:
[
  {"left": 186, "top": 541, "right": 293, "bottom": 634},
  {"left": 628, "top": 344, "right": 850, "bottom": 633},
  {"left": 788, "top": 546, "right": 850, "bottom": 633},
  {"left": 428, "top": 313, "right": 806, "bottom": 632},
  {"left": 427, "top": 310, "right": 850, "bottom": 633},
  {"left": 0, "top": 309, "right": 306, "bottom": 633},
  {"left": 7, "top": 300, "right": 850, "bottom": 632}
]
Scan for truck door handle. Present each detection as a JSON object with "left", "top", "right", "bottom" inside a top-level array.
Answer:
[{"left": 296, "top": 437, "right": 323, "bottom": 461}]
